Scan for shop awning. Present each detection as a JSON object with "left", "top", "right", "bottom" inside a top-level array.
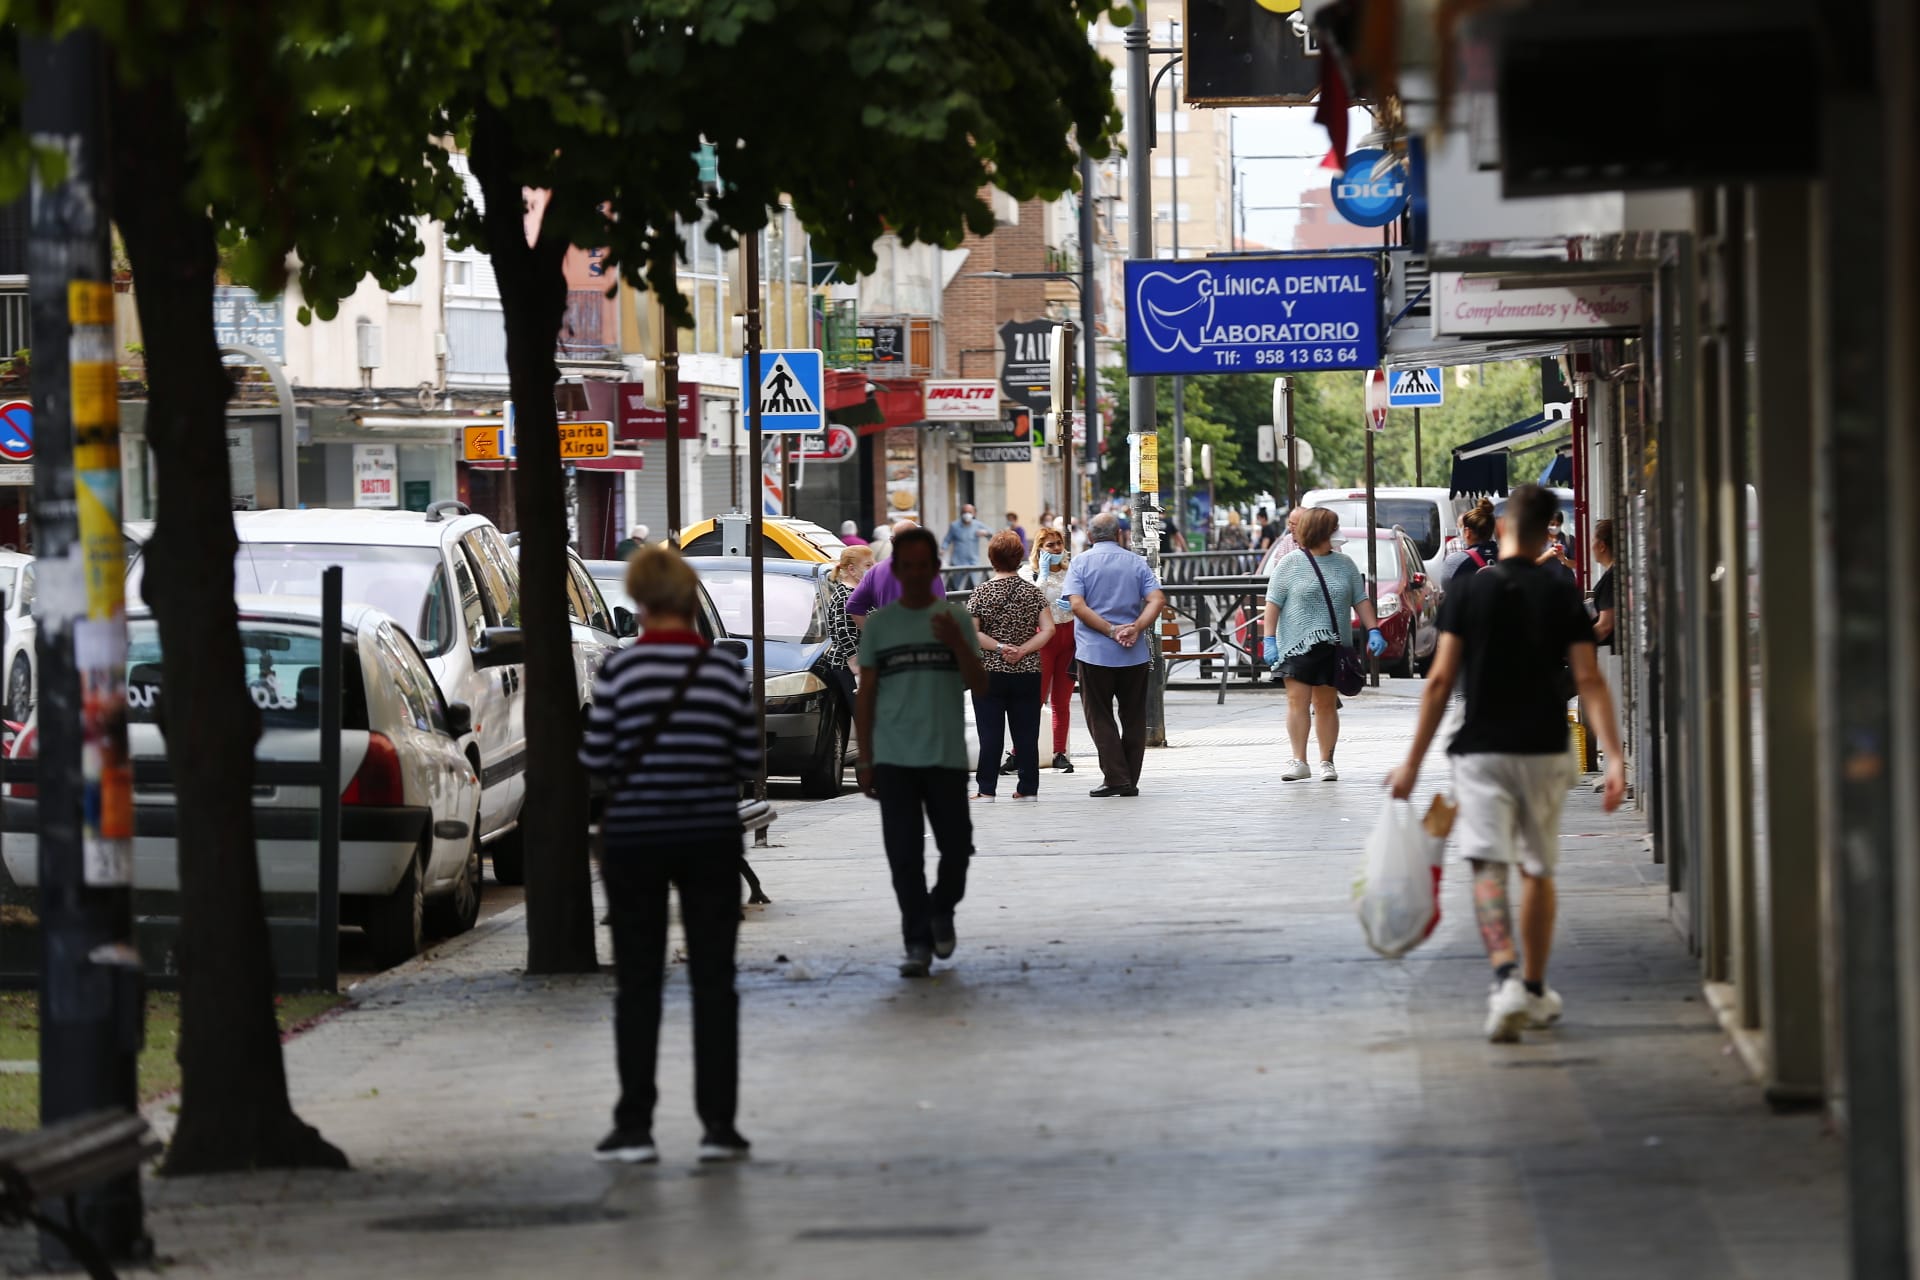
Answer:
[
  {"left": 467, "top": 452, "right": 644, "bottom": 472},
  {"left": 822, "top": 377, "right": 926, "bottom": 436},
  {"left": 1449, "top": 413, "right": 1571, "bottom": 496}
]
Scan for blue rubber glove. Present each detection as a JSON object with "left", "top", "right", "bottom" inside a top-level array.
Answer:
[
  {"left": 1366, "top": 628, "right": 1387, "bottom": 657},
  {"left": 1261, "top": 636, "right": 1280, "bottom": 667}
]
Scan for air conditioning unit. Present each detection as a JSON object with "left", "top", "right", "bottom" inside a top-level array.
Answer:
[{"left": 356, "top": 318, "right": 384, "bottom": 372}]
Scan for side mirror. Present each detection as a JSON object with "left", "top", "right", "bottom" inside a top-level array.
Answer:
[
  {"left": 471, "top": 626, "right": 525, "bottom": 669},
  {"left": 613, "top": 606, "right": 638, "bottom": 638},
  {"left": 715, "top": 638, "right": 749, "bottom": 661},
  {"left": 443, "top": 700, "right": 474, "bottom": 738}
]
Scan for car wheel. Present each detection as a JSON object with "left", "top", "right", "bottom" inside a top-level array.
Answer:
[
  {"left": 6, "top": 655, "right": 30, "bottom": 722},
  {"left": 426, "top": 812, "right": 483, "bottom": 938},
  {"left": 366, "top": 847, "right": 425, "bottom": 970},
  {"left": 489, "top": 823, "right": 526, "bottom": 886},
  {"left": 798, "top": 704, "right": 846, "bottom": 799}
]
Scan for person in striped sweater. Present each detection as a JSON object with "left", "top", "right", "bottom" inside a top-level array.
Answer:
[{"left": 579, "top": 546, "right": 757, "bottom": 1167}]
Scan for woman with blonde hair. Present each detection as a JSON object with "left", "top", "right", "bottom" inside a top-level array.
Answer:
[
  {"left": 579, "top": 545, "right": 757, "bottom": 1165},
  {"left": 1260, "top": 507, "right": 1385, "bottom": 782},
  {"left": 825, "top": 544, "right": 874, "bottom": 704}
]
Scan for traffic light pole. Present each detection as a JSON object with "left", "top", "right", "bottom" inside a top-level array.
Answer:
[
  {"left": 1126, "top": 9, "right": 1167, "bottom": 746},
  {"left": 22, "top": 29, "right": 148, "bottom": 1265}
]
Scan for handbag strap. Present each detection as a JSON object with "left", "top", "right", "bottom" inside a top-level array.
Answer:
[
  {"left": 616, "top": 651, "right": 708, "bottom": 776},
  {"left": 1301, "top": 550, "right": 1345, "bottom": 642}
]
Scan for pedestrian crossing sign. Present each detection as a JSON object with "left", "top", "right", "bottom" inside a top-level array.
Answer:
[
  {"left": 1387, "top": 366, "right": 1445, "bottom": 408},
  {"left": 743, "top": 348, "right": 825, "bottom": 433}
]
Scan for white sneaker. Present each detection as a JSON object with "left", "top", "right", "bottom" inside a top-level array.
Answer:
[
  {"left": 1527, "top": 985, "right": 1564, "bottom": 1029},
  {"left": 1281, "top": 759, "right": 1311, "bottom": 782},
  {"left": 1318, "top": 760, "right": 1339, "bottom": 782},
  {"left": 1485, "top": 977, "right": 1531, "bottom": 1043}
]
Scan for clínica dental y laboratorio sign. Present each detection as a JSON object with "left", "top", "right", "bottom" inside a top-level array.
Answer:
[{"left": 1124, "top": 257, "right": 1381, "bottom": 377}]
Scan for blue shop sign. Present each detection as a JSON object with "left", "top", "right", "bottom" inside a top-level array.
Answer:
[
  {"left": 1330, "top": 149, "right": 1408, "bottom": 228},
  {"left": 1123, "top": 256, "right": 1380, "bottom": 376}
]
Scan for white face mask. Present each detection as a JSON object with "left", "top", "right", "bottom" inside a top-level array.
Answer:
[{"left": 961, "top": 513, "right": 974, "bottom": 523}]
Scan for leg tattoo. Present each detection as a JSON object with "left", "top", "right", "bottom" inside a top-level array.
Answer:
[{"left": 1471, "top": 859, "right": 1517, "bottom": 972}]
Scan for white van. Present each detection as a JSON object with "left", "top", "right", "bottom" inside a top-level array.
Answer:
[{"left": 1299, "top": 487, "right": 1476, "bottom": 590}]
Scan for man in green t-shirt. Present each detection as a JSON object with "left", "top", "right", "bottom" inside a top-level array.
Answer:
[{"left": 855, "top": 527, "right": 989, "bottom": 977}]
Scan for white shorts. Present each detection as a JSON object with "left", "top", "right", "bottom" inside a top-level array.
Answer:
[{"left": 1450, "top": 753, "right": 1577, "bottom": 878}]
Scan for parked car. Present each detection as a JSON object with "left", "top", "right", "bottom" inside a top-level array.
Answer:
[
  {"left": 677, "top": 515, "right": 846, "bottom": 562},
  {"left": 2, "top": 599, "right": 486, "bottom": 967},
  {"left": 583, "top": 558, "right": 727, "bottom": 645},
  {"left": 0, "top": 551, "right": 35, "bottom": 720},
  {"left": 1258, "top": 526, "right": 1438, "bottom": 677},
  {"left": 124, "top": 503, "right": 536, "bottom": 884},
  {"left": 689, "top": 557, "right": 849, "bottom": 797},
  {"left": 507, "top": 543, "right": 624, "bottom": 700},
  {"left": 1300, "top": 487, "right": 1472, "bottom": 592}
]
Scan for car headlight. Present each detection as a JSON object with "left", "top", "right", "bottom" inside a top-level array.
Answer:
[
  {"left": 1376, "top": 592, "right": 1401, "bottom": 619},
  {"left": 764, "top": 672, "right": 827, "bottom": 698}
]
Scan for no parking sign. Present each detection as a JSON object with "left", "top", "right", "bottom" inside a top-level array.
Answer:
[{"left": 0, "top": 400, "right": 32, "bottom": 461}]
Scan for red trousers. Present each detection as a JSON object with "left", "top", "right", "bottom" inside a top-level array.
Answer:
[{"left": 1039, "top": 619, "right": 1076, "bottom": 755}]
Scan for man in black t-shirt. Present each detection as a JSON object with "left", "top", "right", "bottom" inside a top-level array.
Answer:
[{"left": 1389, "top": 483, "right": 1625, "bottom": 1044}]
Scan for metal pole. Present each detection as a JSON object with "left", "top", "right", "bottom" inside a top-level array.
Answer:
[
  {"left": 1167, "top": 48, "right": 1184, "bottom": 553},
  {"left": 1281, "top": 376, "right": 1299, "bottom": 509},
  {"left": 728, "top": 400, "right": 740, "bottom": 510},
  {"left": 1078, "top": 146, "right": 1100, "bottom": 519},
  {"left": 1126, "top": 7, "right": 1165, "bottom": 745},
  {"left": 1060, "top": 322, "right": 1076, "bottom": 523},
  {"left": 1413, "top": 406, "right": 1423, "bottom": 488},
  {"left": 317, "top": 567, "right": 342, "bottom": 993},
  {"left": 22, "top": 28, "right": 146, "bottom": 1264},
  {"left": 746, "top": 235, "right": 769, "bottom": 844},
  {"left": 663, "top": 305, "right": 682, "bottom": 545},
  {"left": 1365, "top": 422, "right": 1379, "bottom": 688}
]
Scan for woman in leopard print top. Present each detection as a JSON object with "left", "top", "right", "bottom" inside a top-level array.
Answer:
[{"left": 966, "top": 530, "right": 1054, "bottom": 801}]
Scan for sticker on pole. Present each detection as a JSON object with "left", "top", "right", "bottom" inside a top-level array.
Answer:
[
  {"left": 743, "top": 349, "right": 824, "bottom": 433},
  {"left": 1387, "top": 366, "right": 1444, "bottom": 408},
  {"left": 1365, "top": 368, "right": 1389, "bottom": 432}
]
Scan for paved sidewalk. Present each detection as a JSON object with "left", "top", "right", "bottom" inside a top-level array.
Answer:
[{"left": 134, "top": 683, "right": 1843, "bottom": 1278}]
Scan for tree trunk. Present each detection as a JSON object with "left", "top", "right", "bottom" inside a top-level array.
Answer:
[
  {"left": 111, "top": 71, "right": 346, "bottom": 1175},
  {"left": 470, "top": 109, "right": 598, "bottom": 974}
]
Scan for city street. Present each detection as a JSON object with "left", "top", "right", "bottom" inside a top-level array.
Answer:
[{"left": 132, "top": 686, "right": 1844, "bottom": 1278}]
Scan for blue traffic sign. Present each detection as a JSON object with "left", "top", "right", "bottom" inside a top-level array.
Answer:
[
  {"left": 1387, "top": 366, "right": 1444, "bottom": 408},
  {"left": 1330, "top": 150, "right": 1408, "bottom": 228},
  {"left": 0, "top": 399, "right": 32, "bottom": 462},
  {"left": 1123, "top": 257, "right": 1380, "bottom": 377},
  {"left": 743, "top": 348, "right": 825, "bottom": 433}
]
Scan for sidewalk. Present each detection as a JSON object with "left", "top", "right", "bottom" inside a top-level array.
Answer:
[{"left": 134, "top": 684, "right": 1843, "bottom": 1278}]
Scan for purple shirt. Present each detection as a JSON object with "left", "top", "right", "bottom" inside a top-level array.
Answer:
[{"left": 846, "top": 559, "right": 947, "bottom": 617}]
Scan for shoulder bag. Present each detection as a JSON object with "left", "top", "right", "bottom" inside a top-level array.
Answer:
[{"left": 1303, "top": 551, "right": 1367, "bottom": 698}]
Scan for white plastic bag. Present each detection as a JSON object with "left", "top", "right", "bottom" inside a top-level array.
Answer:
[{"left": 1354, "top": 800, "right": 1445, "bottom": 958}]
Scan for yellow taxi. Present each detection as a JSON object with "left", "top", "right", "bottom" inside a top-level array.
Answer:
[{"left": 677, "top": 515, "right": 848, "bottom": 562}]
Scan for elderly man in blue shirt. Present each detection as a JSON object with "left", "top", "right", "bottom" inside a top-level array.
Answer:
[{"left": 1061, "top": 512, "right": 1167, "bottom": 796}]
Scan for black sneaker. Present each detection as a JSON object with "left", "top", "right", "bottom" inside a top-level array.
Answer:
[
  {"left": 899, "top": 944, "right": 933, "bottom": 978},
  {"left": 697, "top": 1130, "right": 752, "bottom": 1163},
  {"left": 999, "top": 752, "right": 1018, "bottom": 776},
  {"left": 593, "top": 1129, "right": 659, "bottom": 1164},
  {"left": 931, "top": 913, "right": 957, "bottom": 960},
  {"left": 1053, "top": 753, "right": 1074, "bottom": 773}
]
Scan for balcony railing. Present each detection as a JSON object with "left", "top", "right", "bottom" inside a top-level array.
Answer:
[{"left": 0, "top": 278, "right": 29, "bottom": 362}]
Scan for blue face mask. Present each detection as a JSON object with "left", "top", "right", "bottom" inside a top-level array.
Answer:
[{"left": 1039, "top": 551, "right": 1061, "bottom": 572}]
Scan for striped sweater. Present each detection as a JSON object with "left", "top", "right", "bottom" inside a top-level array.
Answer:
[{"left": 578, "top": 633, "right": 758, "bottom": 839}]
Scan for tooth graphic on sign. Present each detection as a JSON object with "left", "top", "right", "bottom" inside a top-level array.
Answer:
[{"left": 1134, "top": 269, "right": 1215, "bottom": 355}]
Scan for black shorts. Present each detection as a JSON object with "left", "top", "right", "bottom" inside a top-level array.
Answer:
[{"left": 1278, "top": 642, "right": 1339, "bottom": 687}]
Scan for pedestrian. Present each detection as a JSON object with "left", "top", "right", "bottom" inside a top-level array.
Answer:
[
  {"left": 1024, "top": 525, "right": 1078, "bottom": 773},
  {"left": 967, "top": 530, "right": 1052, "bottom": 802},
  {"left": 870, "top": 523, "right": 894, "bottom": 562},
  {"left": 613, "top": 523, "right": 649, "bottom": 559},
  {"left": 1006, "top": 511, "right": 1030, "bottom": 552},
  {"left": 826, "top": 544, "right": 875, "bottom": 707},
  {"left": 847, "top": 520, "right": 946, "bottom": 627},
  {"left": 579, "top": 545, "right": 756, "bottom": 1165},
  {"left": 1261, "top": 507, "right": 1386, "bottom": 782},
  {"left": 941, "top": 503, "right": 993, "bottom": 588},
  {"left": 854, "top": 528, "right": 989, "bottom": 977},
  {"left": 1539, "top": 510, "right": 1576, "bottom": 580},
  {"left": 1063, "top": 512, "right": 1167, "bottom": 797},
  {"left": 1216, "top": 510, "right": 1251, "bottom": 552},
  {"left": 1069, "top": 516, "right": 1088, "bottom": 554},
  {"left": 839, "top": 519, "right": 869, "bottom": 547},
  {"left": 1273, "top": 506, "right": 1306, "bottom": 559},
  {"left": 1589, "top": 518, "right": 1616, "bottom": 649},
  {"left": 1442, "top": 498, "right": 1497, "bottom": 586},
  {"left": 1388, "top": 483, "right": 1626, "bottom": 1042},
  {"left": 1256, "top": 507, "right": 1280, "bottom": 552}
]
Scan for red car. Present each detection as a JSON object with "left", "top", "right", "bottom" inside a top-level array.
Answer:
[{"left": 1258, "top": 527, "right": 1440, "bottom": 677}]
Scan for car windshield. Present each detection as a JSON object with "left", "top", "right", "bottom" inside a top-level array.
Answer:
[
  {"left": 1338, "top": 539, "right": 1401, "bottom": 584},
  {"left": 699, "top": 571, "right": 823, "bottom": 643},
  {"left": 125, "top": 618, "right": 368, "bottom": 731},
  {"left": 130, "top": 543, "right": 453, "bottom": 656},
  {"left": 1311, "top": 500, "right": 1442, "bottom": 558}
]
